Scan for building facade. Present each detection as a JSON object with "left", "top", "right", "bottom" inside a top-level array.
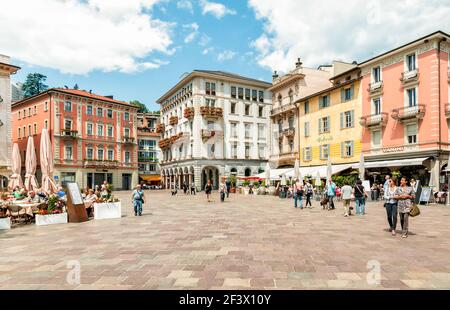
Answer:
[
  {"left": 137, "top": 112, "right": 161, "bottom": 186},
  {"left": 360, "top": 31, "right": 450, "bottom": 187},
  {"left": 298, "top": 66, "right": 363, "bottom": 171},
  {"left": 11, "top": 89, "right": 139, "bottom": 190},
  {"left": 0, "top": 55, "right": 20, "bottom": 189},
  {"left": 269, "top": 59, "right": 332, "bottom": 168},
  {"left": 157, "top": 70, "right": 272, "bottom": 190}
]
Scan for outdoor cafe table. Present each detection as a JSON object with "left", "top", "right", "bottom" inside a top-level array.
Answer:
[{"left": 8, "top": 201, "right": 41, "bottom": 217}]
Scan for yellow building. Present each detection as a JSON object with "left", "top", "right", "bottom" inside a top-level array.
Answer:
[{"left": 297, "top": 67, "right": 362, "bottom": 170}]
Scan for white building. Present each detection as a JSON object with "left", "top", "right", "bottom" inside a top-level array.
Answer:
[
  {"left": 0, "top": 54, "right": 20, "bottom": 189},
  {"left": 157, "top": 70, "right": 272, "bottom": 190}
]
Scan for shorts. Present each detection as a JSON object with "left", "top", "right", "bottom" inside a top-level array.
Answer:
[{"left": 343, "top": 199, "right": 351, "bottom": 207}]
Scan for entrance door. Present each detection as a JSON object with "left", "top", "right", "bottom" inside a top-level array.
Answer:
[
  {"left": 94, "top": 173, "right": 106, "bottom": 188},
  {"left": 122, "top": 174, "right": 132, "bottom": 190}
]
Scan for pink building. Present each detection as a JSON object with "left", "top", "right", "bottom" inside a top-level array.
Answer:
[{"left": 360, "top": 31, "right": 450, "bottom": 188}]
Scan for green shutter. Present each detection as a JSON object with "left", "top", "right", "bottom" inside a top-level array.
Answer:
[
  {"left": 350, "top": 110, "right": 354, "bottom": 127},
  {"left": 320, "top": 146, "right": 323, "bottom": 159},
  {"left": 350, "top": 141, "right": 354, "bottom": 156},
  {"left": 340, "top": 112, "right": 344, "bottom": 129},
  {"left": 341, "top": 142, "right": 344, "bottom": 158},
  {"left": 350, "top": 85, "right": 354, "bottom": 99},
  {"left": 318, "top": 119, "right": 322, "bottom": 134},
  {"left": 341, "top": 89, "right": 345, "bottom": 102}
]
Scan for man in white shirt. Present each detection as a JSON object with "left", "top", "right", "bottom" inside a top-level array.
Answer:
[{"left": 341, "top": 181, "right": 353, "bottom": 217}]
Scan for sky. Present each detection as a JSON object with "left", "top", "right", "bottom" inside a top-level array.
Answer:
[{"left": 1, "top": 0, "right": 450, "bottom": 111}]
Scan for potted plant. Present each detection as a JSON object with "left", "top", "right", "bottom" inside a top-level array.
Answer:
[
  {"left": 229, "top": 175, "right": 237, "bottom": 193},
  {"left": 35, "top": 194, "right": 68, "bottom": 226}
]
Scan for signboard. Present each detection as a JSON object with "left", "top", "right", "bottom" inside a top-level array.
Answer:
[
  {"left": 419, "top": 187, "right": 432, "bottom": 204},
  {"left": 67, "top": 183, "right": 83, "bottom": 205},
  {"left": 65, "top": 182, "right": 88, "bottom": 223},
  {"left": 362, "top": 180, "right": 371, "bottom": 192}
]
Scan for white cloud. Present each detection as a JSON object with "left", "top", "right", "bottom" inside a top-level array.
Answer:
[
  {"left": 0, "top": 0, "right": 174, "bottom": 74},
  {"left": 202, "top": 47, "right": 215, "bottom": 55},
  {"left": 217, "top": 50, "right": 236, "bottom": 61},
  {"left": 177, "top": 0, "right": 194, "bottom": 14},
  {"left": 183, "top": 23, "right": 199, "bottom": 43},
  {"left": 199, "top": 34, "right": 211, "bottom": 47},
  {"left": 199, "top": 0, "right": 236, "bottom": 19},
  {"left": 248, "top": 0, "right": 450, "bottom": 73}
]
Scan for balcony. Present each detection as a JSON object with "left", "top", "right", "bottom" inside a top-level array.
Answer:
[
  {"left": 169, "top": 116, "right": 179, "bottom": 126},
  {"left": 391, "top": 104, "right": 425, "bottom": 122},
  {"left": 60, "top": 129, "right": 78, "bottom": 138},
  {"left": 122, "top": 136, "right": 136, "bottom": 144},
  {"left": 283, "top": 128, "right": 295, "bottom": 138},
  {"left": 400, "top": 69, "right": 419, "bottom": 86},
  {"left": 200, "top": 106, "right": 223, "bottom": 120},
  {"left": 270, "top": 103, "right": 296, "bottom": 117},
  {"left": 201, "top": 129, "right": 223, "bottom": 141},
  {"left": 183, "top": 107, "right": 195, "bottom": 120},
  {"left": 156, "top": 123, "right": 165, "bottom": 133},
  {"left": 360, "top": 113, "right": 388, "bottom": 128},
  {"left": 158, "top": 138, "right": 171, "bottom": 149},
  {"left": 84, "top": 159, "right": 119, "bottom": 169},
  {"left": 138, "top": 157, "right": 158, "bottom": 163},
  {"left": 368, "top": 81, "right": 383, "bottom": 95},
  {"left": 276, "top": 152, "right": 298, "bottom": 167}
]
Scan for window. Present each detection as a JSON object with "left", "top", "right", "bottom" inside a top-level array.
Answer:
[
  {"left": 18, "top": 111, "right": 21, "bottom": 119},
  {"left": 44, "top": 102, "right": 48, "bottom": 111},
  {"left": 288, "top": 140, "right": 294, "bottom": 152},
  {"left": 373, "top": 66, "right": 381, "bottom": 83},
  {"left": 231, "top": 102, "right": 236, "bottom": 114},
  {"left": 407, "top": 88, "right": 417, "bottom": 107},
  {"left": 303, "top": 147, "right": 312, "bottom": 161},
  {"left": 258, "top": 124, "right": 265, "bottom": 140},
  {"left": 373, "top": 98, "right": 381, "bottom": 115},
  {"left": 23, "top": 126, "right": 25, "bottom": 137},
  {"left": 231, "top": 123, "right": 237, "bottom": 137},
  {"left": 87, "top": 123, "right": 93, "bottom": 135},
  {"left": 231, "top": 142, "right": 237, "bottom": 158},
  {"left": 245, "top": 144, "right": 251, "bottom": 158},
  {"left": 372, "top": 130, "right": 381, "bottom": 147},
  {"left": 107, "top": 126, "right": 113, "bottom": 137},
  {"left": 304, "top": 122, "right": 310, "bottom": 137},
  {"left": 97, "top": 124, "right": 104, "bottom": 136},
  {"left": 258, "top": 106, "right": 264, "bottom": 117},
  {"left": 320, "top": 144, "right": 330, "bottom": 160},
  {"left": 245, "top": 104, "right": 250, "bottom": 116},
  {"left": 23, "top": 109, "right": 26, "bottom": 118},
  {"left": 258, "top": 91, "right": 264, "bottom": 103},
  {"left": 64, "top": 101, "right": 72, "bottom": 112},
  {"left": 34, "top": 106, "right": 37, "bottom": 115},
  {"left": 406, "top": 123, "right": 418, "bottom": 144},
  {"left": 341, "top": 141, "right": 354, "bottom": 158},
  {"left": 28, "top": 107, "right": 31, "bottom": 116},
  {"left": 231, "top": 86, "right": 236, "bottom": 98},
  {"left": 205, "top": 82, "right": 216, "bottom": 96},
  {"left": 288, "top": 116, "right": 294, "bottom": 129},
  {"left": 207, "top": 121, "right": 214, "bottom": 130},
  {"left": 97, "top": 148, "right": 104, "bottom": 160},
  {"left": 319, "top": 95, "right": 330, "bottom": 109},
  {"left": 64, "top": 119, "right": 72, "bottom": 130},
  {"left": 304, "top": 101, "right": 309, "bottom": 114},
  {"left": 18, "top": 128, "right": 21, "bottom": 139},
  {"left": 258, "top": 144, "right": 265, "bottom": 158},
  {"left": 124, "top": 112, "right": 130, "bottom": 121},
  {"left": 238, "top": 87, "right": 244, "bottom": 99},
  {"left": 65, "top": 146, "right": 73, "bottom": 160},
  {"left": 97, "top": 107, "right": 103, "bottom": 117},
  {"left": 341, "top": 86, "right": 354, "bottom": 102},
  {"left": 245, "top": 123, "right": 251, "bottom": 138},
  {"left": 277, "top": 120, "right": 283, "bottom": 133},
  {"left": 86, "top": 106, "right": 93, "bottom": 115},
  {"left": 406, "top": 53, "right": 416, "bottom": 71},
  {"left": 61, "top": 172, "right": 76, "bottom": 186},
  {"left": 44, "top": 120, "right": 48, "bottom": 129},
  {"left": 28, "top": 125, "right": 31, "bottom": 136},
  {"left": 205, "top": 98, "right": 215, "bottom": 107},
  {"left": 245, "top": 89, "right": 251, "bottom": 101},
  {"left": 107, "top": 109, "right": 113, "bottom": 118},
  {"left": 107, "top": 149, "right": 114, "bottom": 161},
  {"left": 124, "top": 128, "right": 130, "bottom": 137},
  {"left": 252, "top": 90, "right": 257, "bottom": 101},
  {"left": 340, "top": 111, "right": 354, "bottom": 129},
  {"left": 319, "top": 117, "right": 330, "bottom": 133},
  {"left": 33, "top": 124, "right": 37, "bottom": 135},
  {"left": 87, "top": 148, "right": 94, "bottom": 160}
]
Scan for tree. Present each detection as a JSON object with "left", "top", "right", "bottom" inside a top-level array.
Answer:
[
  {"left": 130, "top": 100, "right": 149, "bottom": 113},
  {"left": 22, "top": 73, "right": 49, "bottom": 98}
]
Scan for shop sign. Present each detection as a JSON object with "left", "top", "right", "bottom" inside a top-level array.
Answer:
[
  {"left": 382, "top": 146, "right": 404, "bottom": 153},
  {"left": 317, "top": 135, "right": 333, "bottom": 143}
]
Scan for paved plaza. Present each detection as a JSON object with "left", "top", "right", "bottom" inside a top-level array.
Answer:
[{"left": 1, "top": 190, "right": 450, "bottom": 290}]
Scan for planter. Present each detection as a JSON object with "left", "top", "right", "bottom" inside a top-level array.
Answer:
[
  {"left": 253, "top": 189, "right": 259, "bottom": 196},
  {"left": 243, "top": 188, "right": 250, "bottom": 195},
  {"left": 0, "top": 217, "right": 11, "bottom": 230},
  {"left": 230, "top": 187, "right": 236, "bottom": 194},
  {"left": 35, "top": 213, "right": 68, "bottom": 226},
  {"left": 94, "top": 202, "right": 122, "bottom": 220}
]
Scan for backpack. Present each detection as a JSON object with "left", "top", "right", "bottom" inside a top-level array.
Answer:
[{"left": 133, "top": 190, "right": 143, "bottom": 201}]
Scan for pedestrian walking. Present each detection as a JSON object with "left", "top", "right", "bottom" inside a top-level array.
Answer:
[
  {"left": 305, "top": 181, "right": 314, "bottom": 208},
  {"left": 394, "top": 177, "right": 415, "bottom": 238},
  {"left": 341, "top": 181, "right": 353, "bottom": 217},
  {"left": 219, "top": 181, "right": 226, "bottom": 202},
  {"left": 225, "top": 178, "right": 231, "bottom": 198},
  {"left": 384, "top": 177, "right": 398, "bottom": 236},
  {"left": 183, "top": 181, "right": 187, "bottom": 195},
  {"left": 190, "top": 182, "right": 196, "bottom": 195},
  {"left": 326, "top": 179, "right": 336, "bottom": 210},
  {"left": 353, "top": 179, "right": 367, "bottom": 215},
  {"left": 205, "top": 180, "right": 212, "bottom": 202},
  {"left": 132, "top": 184, "right": 145, "bottom": 216},
  {"left": 293, "top": 179, "right": 304, "bottom": 209}
]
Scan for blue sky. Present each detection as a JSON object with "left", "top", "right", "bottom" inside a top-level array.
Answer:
[{"left": 2, "top": 0, "right": 450, "bottom": 112}]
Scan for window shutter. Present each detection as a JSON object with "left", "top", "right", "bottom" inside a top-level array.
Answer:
[
  {"left": 350, "top": 110, "right": 354, "bottom": 127},
  {"left": 341, "top": 89, "right": 345, "bottom": 102},
  {"left": 340, "top": 112, "right": 344, "bottom": 129},
  {"left": 340, "top": 142, "right": 344, "bottom": 158},
  {"left": 320, "top": 146, "right": 323, "bottom": 159},
  {"left": 350, "top": 141, "right": 354, "bottom": 156},
  {"left": 327, "top": 144, "right": 331, "bottom": 159},
  {"left": 318, "top": 119, "right": 322, "bottom": 134},
  {"left": 350, "top": 85, "right": 354, "bottom": 99}
]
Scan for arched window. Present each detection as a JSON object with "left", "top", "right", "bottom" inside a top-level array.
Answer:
[
  {"left": 245, "top": 168, "right": 252, "bottom": 177},
  {"left": 230, "top": 167, "right": 237, "bottom": 175}
]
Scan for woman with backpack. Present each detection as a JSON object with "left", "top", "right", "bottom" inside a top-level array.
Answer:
[
  {"left": 353, "top": 179, "right": 368, "bottom": 215},
  {"left": 305, "top": 181, "right": 314, "bottom": 208},
  {"left": 132, "top": 184, "right": 145, "bottom": 216}
]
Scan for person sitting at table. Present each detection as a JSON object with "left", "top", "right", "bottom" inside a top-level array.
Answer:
[
  {"left": 25, "top": 191, "right": 44, "bottom": 204},
  {"left": 83, "top": 189, "right": 98, "bottom": 217},
  {"left": 56, "top": 186, "right": 67, "bottom": 200},
  {"left": 100, "top": 184, "right": 110, "bottom": 200}
]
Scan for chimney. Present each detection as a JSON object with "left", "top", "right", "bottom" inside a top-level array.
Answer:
[
  {"left": 295, "top": 58, "right": 303, "bottom": 68},
  {"left": 105, "top": 95, "right": 114, "bottom": 99},
  {"left": 272, "top": 70, "right": 279, "bottom": 80}
]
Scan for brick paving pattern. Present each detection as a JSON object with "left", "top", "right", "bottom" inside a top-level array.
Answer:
[{"left": 1, "top": 190, "right": 449, "bottom": 289}]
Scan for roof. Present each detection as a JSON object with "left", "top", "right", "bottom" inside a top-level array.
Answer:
[
  {"left": 359, "top": 30, "right": 450, "bottom": 66},
  {"left": 12, "top": 88, "right": 137, "bottom": 108},
  {"left": 0, "top": 61, "right": 20, "bottom": 73},
  {"left": 295, "top": 76, "right": 361, "bottom": 103},
  {"left": 157, "top": 70, "right": 272, "bottom": 104}
]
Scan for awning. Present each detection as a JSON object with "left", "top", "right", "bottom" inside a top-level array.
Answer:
[
  {"left": 285, "top": 163, "right": 353, "bottom": 179},
  {"left": 140, "top": 175, "right": 161, "bottom": 182},
  {"left": 351, "top": 157, "right": 429, "bottom": 169},
  {"left": 255, "top": 168, "right": 294, "bottom": 181}
]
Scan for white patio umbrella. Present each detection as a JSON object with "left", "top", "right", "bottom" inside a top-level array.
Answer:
[
  {"left": 24, "top": 136, "right": 39, "bottom": 191},
  {"left": 359, "top": 153, "right": 365, "bottom": 181},
  {"left": 8, "top": 143, "right": 23, "bottom": 189},
  {"left": 326, "top": 156, "right": 332, "bottom": 181},
  {"left": 293, "top": 159, "right": 299, "bottom": 180},
  {"left": 315, "top": 170, "right": 321, "bottom": 187},
  {"left": 298, "top": 171, "right": 304, "bottom": 186},
  {"left": 281, "top": 173, "right": 287, "bottom": 186},
  {"left": 265, "top": 162, "right": 271, "bottom": 186},
  {"left": 40, "top": 128, "right": 57, "bottom": 193}
]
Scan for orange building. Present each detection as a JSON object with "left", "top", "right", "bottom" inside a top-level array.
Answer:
[
  {"left": 360, "top": 31, "right": 450, "bottom": 188},
  {"left": 11, "top": 89, "right": 139, "bottom": 190}
]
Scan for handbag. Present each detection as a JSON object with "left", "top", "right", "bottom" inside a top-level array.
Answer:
[{"left": 409, "top": 203, "right": 420, "bottom": 217}]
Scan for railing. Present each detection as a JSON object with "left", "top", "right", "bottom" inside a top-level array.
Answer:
[
  {"left": 138, "top": 157, "right": 159, "bottom": 162},
  {"left": 60, "top": 129, "right": 78, "bottom": 138},
  {"left": 158, "top": 138, "right": 171, "bottom": 149},
  {"left": 169, "top": 116, "right": 179, "bottom": 126},
  {"left": 391, "top": 104, "right": 425, "bottom": 121},
  {"left": 368, "top": 81, "right": 383, "bottom": 93},
  {"left": 183, "top": 107, "right": 195, "bottom": 119},
  {"left": 84, "top": 160, "right": 119, "bottom": 169},
  {"left": 122, "top": 136, "right": 136, "bottom": 144},
  {"left": 200, "top": 107, "right": 223, "bottom": 119},
  {"left": 400, "top": 69, "right": 419, "bottom": 84},
  {"left": 360, "top": 112, "right": 388, "bottom": 127},
  {"left": 156, "top": 123, "right": 165, "bottom": 133},
  {"left": 270, "top": 103, "right": 296, "bottom": 116},
  {"left": 283, "top": 127, "right": 295, "bottom": 137}
]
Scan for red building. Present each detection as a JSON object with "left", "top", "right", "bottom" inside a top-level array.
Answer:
[{"left": 12, "top": 89, "right": 139, "bottom": 190}]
